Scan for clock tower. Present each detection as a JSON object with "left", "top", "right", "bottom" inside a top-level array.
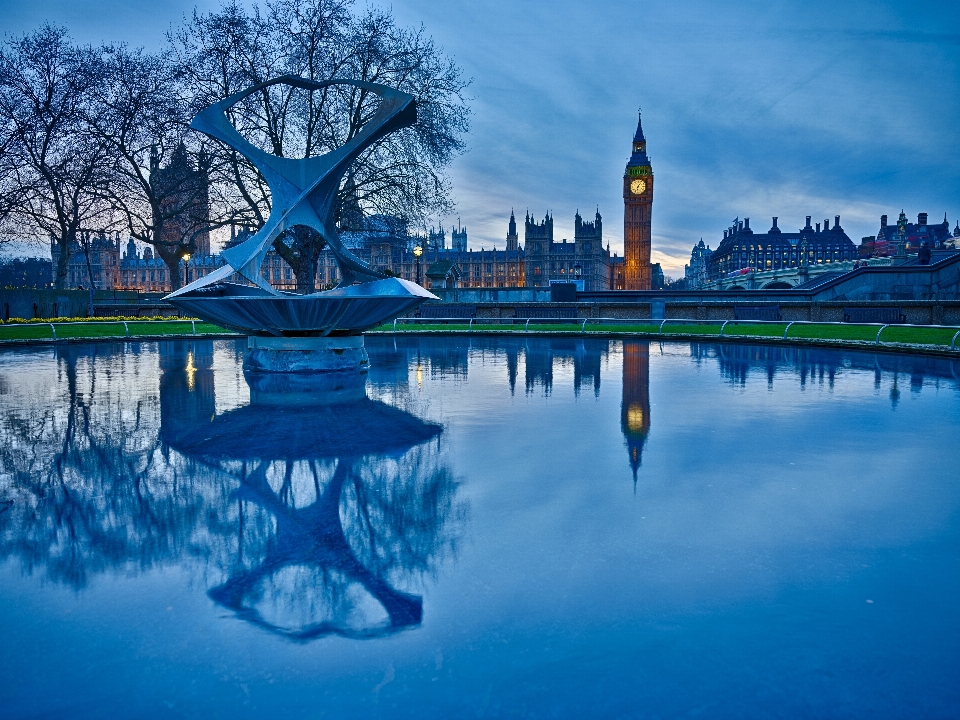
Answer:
[{"left": 623, "top": 113, "right": 653, "bottom": 290}]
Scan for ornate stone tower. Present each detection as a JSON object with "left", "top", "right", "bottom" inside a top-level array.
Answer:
[
  {"left": 623, "top": 113, "right": 653, "bottom": 290},
  {"left": 506, "top": 210, "right": 518, "bottom": 252}
]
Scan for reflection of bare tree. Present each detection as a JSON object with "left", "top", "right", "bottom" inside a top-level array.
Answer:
[
  {"left": 0, "top": 345, "right": 219, "bottom": 588},
  {"left": 0, "top": 341, "right": 465, "bottom": 643}
]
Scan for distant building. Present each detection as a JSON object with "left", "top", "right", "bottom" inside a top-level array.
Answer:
[
  {"left": 119, "top": 240, "right": 168, "bottom": 291},
  {"left": 425, "top": 260, "right": 461, "bottom": 289},
  {"left": 651, "top": 263, "right": 664, "bottom": 290},
  {"left": 684, "top": 239, "right": 713, "bottom": 289},
  {"left": 858, "top": 212, "right": 954, "bottom": 257},
  {"left": 150, "top": 143, "right": 211, "bottom": 257},
  {"left": 357, "top": 212, "right": 527, "bottom": 289},
  {"left": 51, "top": 231, "right": 123, "bottom": 289},
  {"left": 709, "top": 215, "right": 857, "bottom": 280},
  {"left": 48, "top": 207, "right": 618, "bottom": 293},
  {"left": 609, "top": 255, "right": 625, "bottom": 290},
  {"left": 524, "top": 210, "right": 612, "bottom": 291}
]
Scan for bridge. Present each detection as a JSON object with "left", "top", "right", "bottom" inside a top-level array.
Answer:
[{"left": 698, "top": 258, "right": 892, "bottom": 291}]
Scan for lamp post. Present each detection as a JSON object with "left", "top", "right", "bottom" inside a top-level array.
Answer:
[
  {"left": 413, "top": 245, "right": 423, "bottom": 285},
  {"left": 573, "top": 262, "right": 583, "bottom": 291},
  {"left": 181, "top": 254, "right": 191, "bottom": 288}
]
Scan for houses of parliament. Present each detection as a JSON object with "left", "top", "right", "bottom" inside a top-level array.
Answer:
[{"left": 50, "top": 117, "right": 658, "bottom": 293}]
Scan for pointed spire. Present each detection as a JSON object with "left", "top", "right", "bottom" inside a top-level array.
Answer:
[{"left": 633, "top": 110, "right": 645, "bottom": 144}]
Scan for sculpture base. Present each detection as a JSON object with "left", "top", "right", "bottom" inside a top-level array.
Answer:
[{"left": 244, "top": 335, "right": 369, "bottom": 374}]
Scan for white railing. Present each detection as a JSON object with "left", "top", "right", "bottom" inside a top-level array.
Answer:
[
  {"left": 0, "top": 319, "right": 235, "bottom": 341},
  {"left": 383, "top": 317, "right": 960, "bottom": 351}
]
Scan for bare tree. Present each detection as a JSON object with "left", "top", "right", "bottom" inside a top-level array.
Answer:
[
  {"left": 168, "top": 0, "right": 470, "bottom": 293},
  {"left": 0, "top": 114, "right": 25, "bottom": 244},
  {"left": 84, "top": 45, "right": 229, "bottom": 291},
  {"left": 0, "top": 25, "right": 113, "bottom": 290}
]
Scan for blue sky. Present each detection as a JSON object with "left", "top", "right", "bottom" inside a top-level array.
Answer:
[{"left": 2, "top": 0, "right": 958, "bottom": 274}]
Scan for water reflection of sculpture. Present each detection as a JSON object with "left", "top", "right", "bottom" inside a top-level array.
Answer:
[
  {"left": 0, "top": 341, "right": 465, "bottom": 641},
  {"left": 161, "top": 356, "right": 465, "bottom": 641}
]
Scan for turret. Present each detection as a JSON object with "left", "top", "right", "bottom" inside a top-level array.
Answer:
[{"left": 626, "top": 112, "right": 651, "bottom": 168}]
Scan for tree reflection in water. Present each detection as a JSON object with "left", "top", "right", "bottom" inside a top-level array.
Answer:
[{"left": 0, "top": 341, "right": 465, "bottom": 642}]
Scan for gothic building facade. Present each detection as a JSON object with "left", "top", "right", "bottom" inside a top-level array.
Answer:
[
  {"left": 858, "top": 212, "right": 956, "bottom": 257},
  {"left": 684, "top": 240, "right": 713, "bottom": 289},
  {"left": 523, "top": 210, "right": 612, "bottom": 291},
  {"left": 708, "top": 215, "right": 858, "bottom": 280},
  {"left": 150, "top": 143, "right": 211, "bottom": 257}
]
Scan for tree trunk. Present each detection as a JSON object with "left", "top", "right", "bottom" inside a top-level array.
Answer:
[
  {"left": 82, "top": 248, "right": 97, "bottom": 289},
  {"left": 152, "top": 241, "right": 183, "bottom": 292},
  {"left": 296, "top": 253, "right": 320, "bottom": 294},
  {"left": 272, "top": 226, "right": 326, "bottom": 294},
  {"left": 54, "top": 237, "right": 70, "bottom": 290},
  {"left": 162, "top": 255, "right": 183, "bottom": 291},
  {"left": 82, "top": 247, "right": 97, "bottom": 316}
]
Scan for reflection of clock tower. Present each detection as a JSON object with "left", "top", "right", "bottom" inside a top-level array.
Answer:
[
  {"left": 620, "top": 340, "right": 650, "bottom": 487},
  {"left": 623, "top": 113, "right": 653, "bottom": 290}
]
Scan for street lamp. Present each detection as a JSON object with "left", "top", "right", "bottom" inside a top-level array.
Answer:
[
  {"left": 413, "top": 245, "right": 423, "bottom": 285},
  {"left": 573, "top": 262, "right": 582, "bottom": 290}
]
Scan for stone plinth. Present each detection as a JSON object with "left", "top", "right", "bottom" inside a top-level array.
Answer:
[{"left": 244, "top": 335, "right": 369, "bottom": 374}]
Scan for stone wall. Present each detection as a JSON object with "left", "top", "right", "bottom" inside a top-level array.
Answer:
[{"left": 0, "top": 289, "right": 90, "bottom": 320}]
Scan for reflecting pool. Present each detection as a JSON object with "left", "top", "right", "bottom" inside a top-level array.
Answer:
[{"left": 1, "top": 336, "right": 959, "bottom": 718}]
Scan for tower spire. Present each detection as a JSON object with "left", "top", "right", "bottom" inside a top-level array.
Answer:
[{"left": 633, "top": 110, "right": 646, "bottom": 144}]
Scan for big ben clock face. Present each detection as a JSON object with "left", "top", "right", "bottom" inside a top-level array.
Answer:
[{"left": 630, "top": 178, "right": 647, "bottom": 195}]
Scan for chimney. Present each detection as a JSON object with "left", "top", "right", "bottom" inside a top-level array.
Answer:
[
  {"left": 918, "top": 212, "right": 928, "bottom": 225},
  {"left": 881, "top": 214, "right": 887, "bottom": 228},
  {"left": 805, "top": 216, "right": 812, "bottom": 230},
  {"left": 744, "top": 217, "right": 750, "bottom": 229},
  {"left": 824, "top": 219, "right": 830, "bottom": 231},
  {"left": 772, "top": 217, "right": 778, "bottom": 229},
  {"left": 834, "top": 215, "right": 841, "bottom": 229},
  {"left": 816, "top": 222, "right": 821, "bottom": 232}
]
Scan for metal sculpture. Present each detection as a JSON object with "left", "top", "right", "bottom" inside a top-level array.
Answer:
[{"left": 164, "top": 76, "right": 436, "bottom": 342}]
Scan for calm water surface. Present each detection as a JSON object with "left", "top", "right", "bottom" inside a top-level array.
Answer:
[{"left": 1, "top": 336, "right": 959, "bottom": 718}]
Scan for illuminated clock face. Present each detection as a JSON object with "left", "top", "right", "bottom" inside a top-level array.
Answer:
[{"left": 630, "top": 179, "right": 647, "bottom": 195}]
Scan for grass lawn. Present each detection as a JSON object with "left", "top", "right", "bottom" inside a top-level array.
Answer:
[
  {"left": 0, "top": 321, "right": 232, "bottom": 342},
  {"left": 3, "top": 319, "right": 957, "bottom": 349},
  {"left": 369, "top": 319, "right": 959, "bottom": 348}
]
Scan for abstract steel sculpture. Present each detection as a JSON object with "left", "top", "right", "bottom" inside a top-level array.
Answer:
[{"left": 165, "top": 76, "right": 437, "bottom": 372}]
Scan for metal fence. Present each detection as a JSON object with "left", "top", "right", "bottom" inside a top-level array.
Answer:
[
  {"left": 4, "top": 317, "right": 959, "bottom": 352},
  {"left": 1, "top": 319, "right": 232, "bottom": 341},
  {"left": 384, "top": 316, "right": 960, "bottom": 350}
]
